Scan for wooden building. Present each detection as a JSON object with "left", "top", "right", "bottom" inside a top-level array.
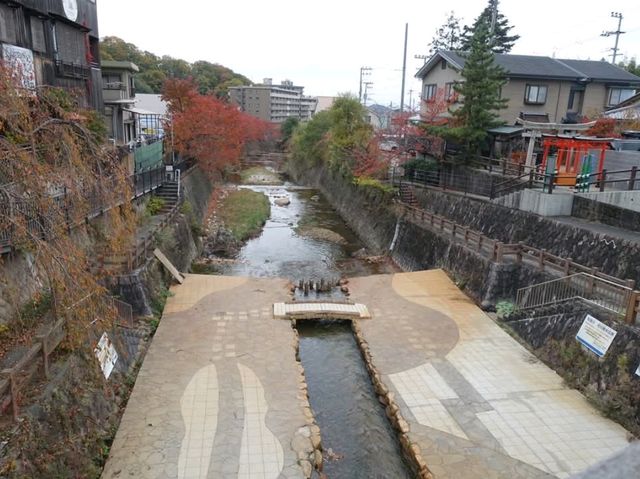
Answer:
[{"left": 0, "top": 0, "right": 103, "bottom": 110}]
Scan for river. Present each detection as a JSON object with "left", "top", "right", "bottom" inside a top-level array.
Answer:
[{"left": 209, "top": 180, "right": 411, "bottom": 478}]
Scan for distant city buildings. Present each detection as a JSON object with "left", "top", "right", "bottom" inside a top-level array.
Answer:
[{"left": 229, "top": 79, "right": 318, "bottom": 123}]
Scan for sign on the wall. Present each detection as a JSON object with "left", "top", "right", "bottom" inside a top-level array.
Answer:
[
  {"left": 62, "top": 0, "right": 78, "bottom": 21},
  {"left": 576, "top": 314, "right": 617, "bottom": 358},
  {"left": 94, "top": 333, "right": 119, "bottom": 379},
  {"left": 635, "top": 363, "right": 640, "bottom": 378},
  {"left": 2, "top": 45, "right": 36, "bottom": 90}
]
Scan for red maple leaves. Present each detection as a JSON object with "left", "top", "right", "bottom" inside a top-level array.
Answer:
[{"left": 162, "top": 79, "right": 271, "bottom": 176}]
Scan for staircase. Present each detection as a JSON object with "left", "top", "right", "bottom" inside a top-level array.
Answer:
[
  {"left": 399, "top": 183, "right": 418, "bottom": 207},
  {"left": 154, "top": 180, "right": 180, "bottom": 214}
]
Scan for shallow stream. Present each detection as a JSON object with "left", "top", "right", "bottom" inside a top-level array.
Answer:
[{"left": 211, "top": 181, "right": 411, "bottom": 478}]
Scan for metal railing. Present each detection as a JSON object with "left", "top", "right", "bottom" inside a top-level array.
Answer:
[
  {"left": 516, "top": 273, "right": 639, "bottom": 323},
  {"left": 1, "top": 167, "right": 166, "bottom": 254},
  {"left": 575, "top": 166, "right": 639, "bottom": 193},
  {"left": 394, "top": 162, "right": 640, "bottom": 201}
]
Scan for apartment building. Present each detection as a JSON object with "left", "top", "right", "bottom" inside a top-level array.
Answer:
[
  {"left": 229, "top": 79, "right": 318, "bottom": 123},
  {"left": 0, "top": 0, "right": 103, "bottom": 110}
]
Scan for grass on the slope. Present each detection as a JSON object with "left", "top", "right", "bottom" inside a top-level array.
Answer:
[{"left": 219, "top": 189, "right": 270, "bottom": 241}]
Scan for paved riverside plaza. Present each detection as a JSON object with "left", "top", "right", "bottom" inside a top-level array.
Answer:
[{"left": 102, "top": 271, "right": 631, "bottom": 479}]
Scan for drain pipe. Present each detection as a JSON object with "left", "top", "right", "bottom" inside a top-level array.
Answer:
[{"left": 389, "top": 218, "right": 401, "bottom": 252}]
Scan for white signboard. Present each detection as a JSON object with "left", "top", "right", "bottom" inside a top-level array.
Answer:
[
  {"left": 94, "top": 333, "right": 118, "bottom": 379},
  {"left": 2, "top": 44, "right": 36, "bottom": 90},
  {"left": 635, "top": 363, "right": 640, "bottom": 378},
  {"left": 576, "top": 314, "right": 617, "bottom": 358}
]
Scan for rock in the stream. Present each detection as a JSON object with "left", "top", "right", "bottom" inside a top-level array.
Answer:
[
  {"left": 295, "top": 226, "right": 347, "bottom": 245},
  {"left": 275, "top": 197, "right": 291, "bottom": 206}
]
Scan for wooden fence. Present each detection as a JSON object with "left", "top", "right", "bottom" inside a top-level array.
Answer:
[
  {"left": 400, "top": 202, "right": 640, "bottom": 323},
  {"left": 0, "top": 297, "right": 132, "bottom": 421}
]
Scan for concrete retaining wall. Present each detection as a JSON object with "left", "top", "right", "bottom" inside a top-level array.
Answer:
[
  {"left": 577, "top": 190, "right": 640, "bottom": 213},
  {"left": 519, "top": 189, "right": 574, "bottom": 216},
  {"left": 504, "top": 300, "right": 640, "bottom": 436},
  {"left": 573, "top": 195, "right": 640, "bottom": 233}
]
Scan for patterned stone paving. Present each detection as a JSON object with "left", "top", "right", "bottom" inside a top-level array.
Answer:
[
  {"left": 350, "top": 270, "right": 631, "bottom": 479},
  {"left": 101, "top": 274, "right": 311, "bottom": 479},
  {"left": 102, "top": 270, "right": 632, "bottom": 479}
]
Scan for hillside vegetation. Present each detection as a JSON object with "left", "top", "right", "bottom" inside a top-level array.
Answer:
[{"left": 100, "top": 36, "right": 252, "bottom": 97}]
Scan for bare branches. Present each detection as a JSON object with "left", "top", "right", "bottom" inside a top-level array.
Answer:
[{"left": 0, "top": 63, "right": 135, "bottom": 345}]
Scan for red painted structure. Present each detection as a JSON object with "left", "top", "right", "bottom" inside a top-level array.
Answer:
[{"left": 540, "top": 135, "right": 610, "bottom": 186}]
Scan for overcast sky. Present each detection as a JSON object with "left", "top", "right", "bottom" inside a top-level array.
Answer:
[{"left": 98, "top": 0, "right": 640, "bottom": 108}]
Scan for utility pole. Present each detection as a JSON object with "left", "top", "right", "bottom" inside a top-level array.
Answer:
[
  {"left": 359, "top": 66, "right": 372, "bottom": 103},
  {"left": 363, "top": 82, "right": 373, "bottom": 106},
  {"left": 400, "top": 23, "right": 408, "bottom": 113},
  {"left": 601, "top": 12, "right": 625, "bottom": 64},
  {"left": 408, "top": 89, "right": 414, "bottom": 112}
]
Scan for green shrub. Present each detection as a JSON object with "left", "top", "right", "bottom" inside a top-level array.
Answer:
[
  {"left": 353, "top": 176, "right": 395, "bottom": 194},
  {"left": 146, "top": 196, "right": 166, "bottom": 215},
  {"left": 495, "top": 301, "right": 516, "bottom": 319},
  {"left": 403, "top": 157, "right": 438, "bottom": 177}
]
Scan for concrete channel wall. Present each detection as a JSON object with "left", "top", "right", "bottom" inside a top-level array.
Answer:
[{"left": 292, "top": 166, "right": 561, "bottom": 307}]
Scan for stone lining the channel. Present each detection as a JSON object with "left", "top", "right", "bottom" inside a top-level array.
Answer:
[
  {"left": 290, "top": 321, "right": 324, "bottom": 478},
  {"left": 352, "top": 320, "right": 434, "bottom": 479}
]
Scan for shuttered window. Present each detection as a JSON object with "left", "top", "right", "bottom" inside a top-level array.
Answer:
[
  {"left": 55, "top": 22, "right": 86, "bottom": 65},
  {"left": 0, "top": 4, "right": 17, "bottom": 44},
  {"left": 30, "top": 17, "right": 46, "bottom": 53}
]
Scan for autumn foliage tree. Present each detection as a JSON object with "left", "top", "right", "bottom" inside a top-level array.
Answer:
[
  {"left": 162, "top": 79, "right": 270, "bottom": 177},
  {"left": 0, "top": 63, "right": 135, "bottom": 345}
]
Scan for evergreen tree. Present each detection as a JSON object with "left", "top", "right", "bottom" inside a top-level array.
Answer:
[
  {"left": 451, "top": 22, "right": 507, "bottom": 160},
  {"left": 622, "top": 58, "right": 640, "bottom": 77},
  {"left": 429, "top": 11, "right": 463, "bottom": 54},
  {"left": 461, "top": 0, "right": 519, "bottom": 54}
]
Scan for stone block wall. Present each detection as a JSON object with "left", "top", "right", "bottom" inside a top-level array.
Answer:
[
  {"left": 411, "top": 187, "right": 640, "bottom": 286},
  {"left": 291, "top": 166, "right": 397, "bottom": 254},
  {"left": 504, "top": 300, "right": 640, "bottom": 436}
]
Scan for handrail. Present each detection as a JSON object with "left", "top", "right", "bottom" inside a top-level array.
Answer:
[
  {"left": 515, "top": 273, "right": 638, "bottom": 323},
  {"left": 1, "top": 166, "right": 167, "bottom": 254}
]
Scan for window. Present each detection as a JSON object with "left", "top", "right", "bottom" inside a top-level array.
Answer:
[
  {"left": 0, "top": 4, "right": 17, "bottom": 44},
  {"left": 103, "top": 73, "right": 122, "bottom": 89},
  {"left": 55, "top": 22, "right": 86, "bottom": 65},
  {"left": 423, "top": 83, "right": 437, "bottom": 102},
  {"left": 30, "top": 17, "right": 46, "bottom": 53},
  {"left": 441, "top": 59, "right": 447, "bottom": 70},
  {"left": 524, "top": 84, "right": 548, "bottom": 104},
  {"left": 608, "top": 88, "right": 636, "bottom": 106},
  {"left": 445, "top": 82, "right": 458, "bottom": 102}
]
